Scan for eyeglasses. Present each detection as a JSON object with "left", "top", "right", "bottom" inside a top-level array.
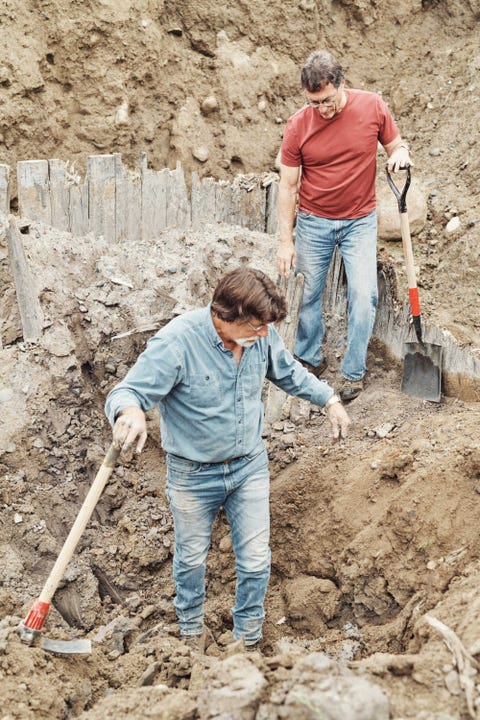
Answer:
[
  {"left": 244, "top": 319, "right": 269, "bottom": 333},
  {"left": 305, "top": 92, "right": 338, "bottom": 109}
]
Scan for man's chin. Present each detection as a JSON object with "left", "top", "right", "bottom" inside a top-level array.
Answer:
[{"left": 235, "top": 338, "right": 258, "bottom": 348}]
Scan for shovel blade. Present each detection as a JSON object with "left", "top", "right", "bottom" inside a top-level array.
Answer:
[
  {"left": 401, "top": 341, "right": 443, "bottom": 402},
  {"left": 41, "top": 637, "right": 92, "bottom": 654}
]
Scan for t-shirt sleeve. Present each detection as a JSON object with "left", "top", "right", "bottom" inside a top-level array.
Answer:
[
  {"left": 377, "top": 95, "right": 400, "bottom": 146},
  {"left": 280, "top": 118, "right": 302, "bottom": 166}
]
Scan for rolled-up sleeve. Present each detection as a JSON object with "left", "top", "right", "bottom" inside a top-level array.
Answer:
[{"left": 266, "top": 326, "right": 334, "bottom": 407}]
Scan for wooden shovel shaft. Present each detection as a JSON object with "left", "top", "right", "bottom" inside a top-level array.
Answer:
[
  {"left": 38, "top": 442, "right": 120, "bottom": 604},
  {"left": 400, "top": 212, "right": 421, "bottom": 318}
]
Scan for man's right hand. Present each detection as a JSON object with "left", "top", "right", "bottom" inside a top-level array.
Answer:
[
  {"left": 277, "top": 240, "right": 297, "bottom": 277},
  {"left": 113, "top": 406, "right": 147, "bottom": 455}
]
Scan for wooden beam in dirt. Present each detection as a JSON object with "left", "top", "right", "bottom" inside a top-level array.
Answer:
[
  {"left": 0, "top": 164, "right": 10, "bottom": 214},
  {"left": 141, "top": 154, "right": 168, "bottom": 239},
  {"left": 87, "top": 154, "right": 116, "bottom": 242},
  {"left": 191, "top": 173, "right": 216, "bottom": 226},
  {"left": 6, "top": 216, "right": 43, "bottom": 343},
  {"left": 48, "top": 159, "right": 70, "bottom": 232},
  {"left": 69, "top": 177, "right": 89, "bottom": 237},
  {"left": 265, "top": 177, "right": 278, "bottom": 235},
  {"left": 114, "top": 154, "right": 142, "bottom": 243},
  {"left": 264, "top": 273, "right": 305, "bottom": 428},
  {"left": 17, "top": 160, "right": 51, "bottom": 225},
  {"left": 165, "top": 162, "right": 190, "bottom": 229}
]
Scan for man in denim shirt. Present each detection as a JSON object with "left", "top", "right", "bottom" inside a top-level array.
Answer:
[{"left": 106, "top": 267, "right": 350, "bottom": 650}]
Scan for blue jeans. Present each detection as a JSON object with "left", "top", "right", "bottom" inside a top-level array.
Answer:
[
  {"left": 166, "top": 445, "right": 270, "bottom": 645},
  {"left": 294, "top": 210, "right": 378, "bottom": 381}
]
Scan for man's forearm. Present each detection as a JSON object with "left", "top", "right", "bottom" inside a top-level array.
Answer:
[{"left": 277, "top": 183, "right": 297, "bottom": 244}]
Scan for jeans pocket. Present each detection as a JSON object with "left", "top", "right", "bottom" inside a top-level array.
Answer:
[{"left": 167, "top": 453, "right": 203, "bottom": 475}]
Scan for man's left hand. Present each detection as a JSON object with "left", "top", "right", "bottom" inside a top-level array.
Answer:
[{"left": 326, "top": 402, "right": 351, "bottom": 441}]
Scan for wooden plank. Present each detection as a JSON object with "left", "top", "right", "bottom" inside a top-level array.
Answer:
[
  {"left": 0, "top": 164, "right": 10, "bottom": 214},
  {"left": 166, "top": 162, "right": 190, "bottom": 229},
  {"left": 87, "top": 154, "right": 116, "bottom": 242},
  {"left": 6, "top": 216, "right": 43, "bottom": 343},
  {"left": 264, "top": 273, "right": 305, "bottom": 428},
  {"left": 69, "top": 181, "right": 89, "bottom": 236},
  {"left": 114, "top": 154, "right": 141, "bottom": 243},
  {"left": 238, "top": 183, "right": 266, "bottom": 232},
  {"left": 17, "top": 160, "right": 51, "bottom": 224},
  {"left": 265, "top": 177, "right": 278, "bottom": 235},
  {"left": 141, "top": 155, "right": 168, "bottom": 239},
  {"left": 49, "top": 159, "right": 70, "bottom": 231},
  {"left": 215, "top": 181, "right": 233, "bottom": 225},
  {"left": 191, "top": 173, "right": 216, "bottom": 227}
]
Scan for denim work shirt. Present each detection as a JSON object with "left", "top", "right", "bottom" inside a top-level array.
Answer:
[{"left": 105, "top": 305, "right": 334, "bottom": 463}]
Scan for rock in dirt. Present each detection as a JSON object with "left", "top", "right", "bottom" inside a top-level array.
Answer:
[
  {"left": 195, "top": 653, "right": 267, "bottom": 719},
  {"left": 269, "top": 653, "right": 390, "bottom": 719}
]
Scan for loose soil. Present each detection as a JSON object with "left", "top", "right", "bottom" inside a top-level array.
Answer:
[{"left": 1, "top": 1, "right": 480, "bottom": 719}]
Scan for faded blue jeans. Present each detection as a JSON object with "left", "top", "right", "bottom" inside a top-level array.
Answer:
[
  {"left": 166, "top": 444, "right": 270, "bottom": 645},
  {"left": 294, "top": 210, "right": 378, "bottom": 381}
]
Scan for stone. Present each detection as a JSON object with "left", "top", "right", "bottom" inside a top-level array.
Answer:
[
  {"left": 201, "top": 96, "right": 219, "bottom": 114},
  {"left": 193, "top": 145, "right": 209, "bottom": 163},
  {"left": 445, "top": 216, "right": 460, "bottom": 233},
  {"left": 377, "top": 176, "right": 428, "bottom": 240}
]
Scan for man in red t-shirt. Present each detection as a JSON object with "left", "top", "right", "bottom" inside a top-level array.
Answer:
[{"left": 277, "top": 50, "right": 411, "bottom": 401}]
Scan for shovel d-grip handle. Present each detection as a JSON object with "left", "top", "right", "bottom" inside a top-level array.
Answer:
[
  {"left": 385, "top": 165, "right": 422, "bottom": 343},
  {"left": 385, "top": 164, "right": 411, "bottom": 214}
]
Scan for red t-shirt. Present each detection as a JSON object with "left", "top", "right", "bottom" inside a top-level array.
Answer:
[{"left": 281, "top": 89, "right": 399, "bottom": 219}]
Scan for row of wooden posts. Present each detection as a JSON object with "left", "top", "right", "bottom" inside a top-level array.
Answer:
[
  {"left": 1, "top": 153, "right": 479, "bottom": 399},
  {"left": 0, "top": 154, "right": 279, "bottom": 241}
]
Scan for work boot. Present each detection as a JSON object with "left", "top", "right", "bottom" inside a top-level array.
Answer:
[
  {"left": 181, "top": 632, "right": 207, "bottom": 655},
  {"left": 339, "top": 378, "right": 364, "bottom": 402},
  {"left": 294, "top": 355, "right": 328, "bottom": 378}
]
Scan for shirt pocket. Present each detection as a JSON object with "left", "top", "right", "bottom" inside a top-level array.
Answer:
[
  {"left": 187, "top": 372, "right": 223, "bottom": 407},
  {"left": 242, "top": 361, "right": 266, "bottom": 397}
]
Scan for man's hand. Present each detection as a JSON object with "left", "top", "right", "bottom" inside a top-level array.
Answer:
[
  {"left": 277, "top": 239, "right": 297, "bottom": 277},
  {"left": 113, "top": 406, "right": 147, "bottom": 455},
  {"left": 387, "top": 145, "right": 412, "bottom": 173},
  {"left": 326, "top": 401, "right": 351, "bottom": 441}
]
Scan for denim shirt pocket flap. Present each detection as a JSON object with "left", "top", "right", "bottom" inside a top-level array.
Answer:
[{"left": 187, "top": 372, "right": 222, "bottom": 406}]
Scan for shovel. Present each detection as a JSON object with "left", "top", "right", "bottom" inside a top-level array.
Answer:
[
  {"left": 386, "top": 165, "right": 443, "bottom": 402},
  {"left": 19, "top": 442, "right": 121, "bottom": 654}
]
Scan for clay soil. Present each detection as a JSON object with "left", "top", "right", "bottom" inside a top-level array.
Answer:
[{"left": 1, "top": 1, "right": 480, "bottom": 719}]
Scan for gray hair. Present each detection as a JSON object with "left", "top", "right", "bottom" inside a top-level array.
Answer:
[{"left": 301, "top": 50, "right": 345, "bottom": 92}]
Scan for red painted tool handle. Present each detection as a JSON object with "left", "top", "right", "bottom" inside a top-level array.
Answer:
[{"left": 408, "top": 287, "right": 420, "bottom": 318}]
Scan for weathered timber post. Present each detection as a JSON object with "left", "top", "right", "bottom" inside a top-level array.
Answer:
[
  {"left": 0, "top": 164, "right": 10, "bottom": 215},
  {"left": 17, "top": 160, "right": 51, "bottom": 224},
  {"left": 87, "top": 154, "right": 116, "bottom": 242},
  {"left": 264, "top": 273, "right": 305, "bottom": 428},
  {"left": 48, "top": 159, "right": 70, "bottom": 232},
  {"left": 5, "top": 216, "right": 43, "bottom": 343},
  {"left": 114, "top": 153, "right": 142, "bottom": 243}
]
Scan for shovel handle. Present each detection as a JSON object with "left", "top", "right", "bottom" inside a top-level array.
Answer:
[
  {"left": 37, "top": 442, "right": 121, "bottom": 604},
  {"left": 385, "top": 164, "right": 411, "bottom": 213},
  {"left": 386, "top": 165, "right": 422, "bottom": 343}
]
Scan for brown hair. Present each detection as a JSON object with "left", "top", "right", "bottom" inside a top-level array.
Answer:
[
  {"left": 301, "top": 50, "right": 344, "bottom": 92},
  {"left": 211, "top": 267, "right": 287, "bottom": 324}
]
